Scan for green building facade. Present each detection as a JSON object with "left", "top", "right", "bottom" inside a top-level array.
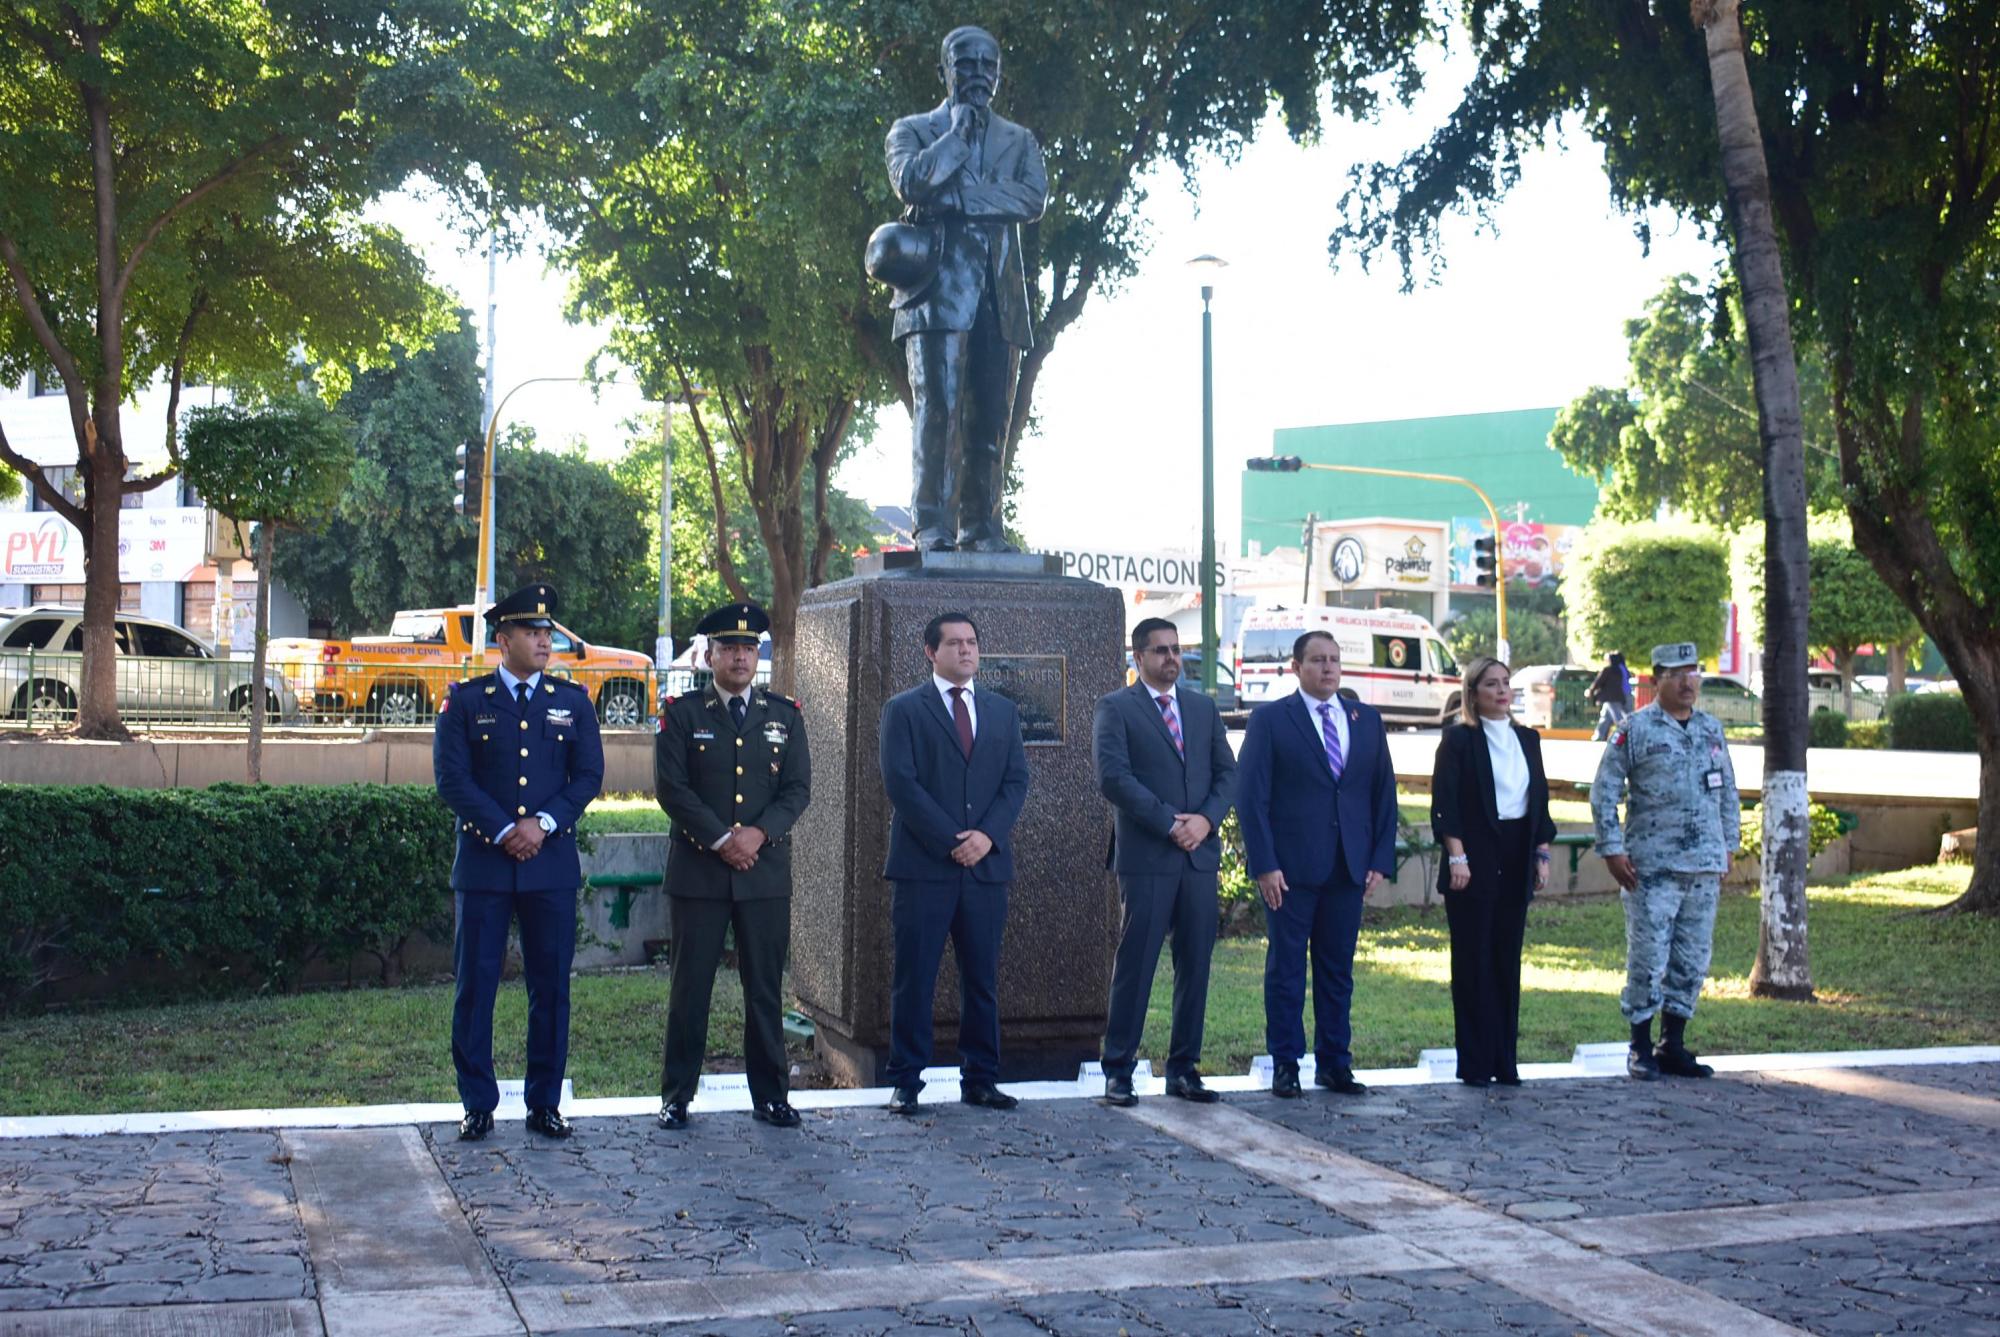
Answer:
[{"left": 1239, "top": 407, "right": 1600, "bottom": 555}]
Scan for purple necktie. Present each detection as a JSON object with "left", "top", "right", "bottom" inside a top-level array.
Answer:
[
  {"left": 1317, "top": 701, "right": 1345, "bottom": 781},
  {"left": 1156, "top": 694, "right": 1183, "bottom": 754}
]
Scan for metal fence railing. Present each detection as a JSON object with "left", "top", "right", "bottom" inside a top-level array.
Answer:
[{"left": 0, "top": 650, "right": 694, "bottom": 731}]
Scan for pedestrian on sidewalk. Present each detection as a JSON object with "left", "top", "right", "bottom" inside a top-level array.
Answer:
[
  {"left": 1091, "top": 617, "right": 1237, "bottom": 1108},
  {"left": 1590, "top": 642, "right": 1740, "bottom": 1081},
  {"left": 653, "top": 602, "right": 812, "bottom": 1132},
  {"left": 1235, "top": 630, "right": 1397, "bottom": 1099},
  {"left": 1429, "top": 657, "right": 1556, "bottom": 1087},
  {"left": 878, "top": 611, "right": 1031, "bottom": 1116},
  {"left": 434, "top": 584, "right": 605, "bottom": 1142},
  {"left": 1589, "top": 651, "right": 1632, "bottom": 740}
]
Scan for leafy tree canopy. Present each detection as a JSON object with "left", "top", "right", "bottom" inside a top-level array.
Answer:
[{"left": 1561, "top": 519, "right": 1730, "bottom": 667}]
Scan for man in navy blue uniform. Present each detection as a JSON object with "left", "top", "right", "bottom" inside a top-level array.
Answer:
[
  {"left": 1235, "top": 630, "right": 1396, "bottom": 1099},
  {"left": 878, "top": 611, "right": 1030, "bottom": 1114},
  {"left": 434, "top": 584, "right": 605, "bottom": 1140}
]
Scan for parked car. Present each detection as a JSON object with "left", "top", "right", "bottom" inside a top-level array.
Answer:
[
  {"left": 1508, "top": 664, "right": 1598, "bottom": 731},
  {"left": 0, "top": 606, "right": 301, "bottom": 724},
  {"left": 1807, "top": 670, "right": 1886, "bottom": 721},
  {"left": 1693, "top": 672, "right": 1761, "bottom": 727}
]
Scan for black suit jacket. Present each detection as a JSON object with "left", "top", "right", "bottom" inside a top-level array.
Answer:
[
  {"left": 879, "top": 680, "right": 1030, "bottom": 883},
  {"left": 1429, "top": 720, "right": 1558, "bottom": 899},
  {"left": 1093, "top": 682, "right": 1235, "bottom": 875}
]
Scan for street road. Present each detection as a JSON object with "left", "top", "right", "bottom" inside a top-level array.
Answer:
[{"left": 1224, "top": 723, "right": 1979, "bottom": 803}]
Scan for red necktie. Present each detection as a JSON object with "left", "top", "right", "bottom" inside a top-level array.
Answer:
[{"left": 949, "top": 686, "right": 974, "bottom": 759}]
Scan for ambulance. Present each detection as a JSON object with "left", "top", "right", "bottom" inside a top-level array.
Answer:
[{"left": 1233, "top": 605, "right": 1463, "bottom": 728}]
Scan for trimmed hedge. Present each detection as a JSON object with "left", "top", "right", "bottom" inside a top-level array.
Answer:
[
  {"left": 1888, "top": 692, "right": 1978, "bottom": 752},
  {"left": 0, "top": 784, "right": 453, "bottom": 1007},
  {"left": 1846, "top": 719, "right": 1890, "bottom": 749},
  {"left": 1808, "top": 708, "right": 1849, "bottom": 749},
  {"left": 1739, "top": 800, "right": 1846, "bottom": 865}
]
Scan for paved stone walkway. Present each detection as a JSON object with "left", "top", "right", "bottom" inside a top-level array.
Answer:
[{"left": 0, "top": 1060, "right": 1995, "bottom": 1335}]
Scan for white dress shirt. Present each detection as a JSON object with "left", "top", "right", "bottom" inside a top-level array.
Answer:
[
  {"left": 1298, "top": 688, "right": 1350, "bottom": 769},
  {"left": 493, "top": 664, "right": 548, "bottom": 843},
  {"left": 1482, "top": 714, "right": 1530, "bottom": 820},
  {"left": 934, "top": 672, "right": 977, "bottom": 738}
]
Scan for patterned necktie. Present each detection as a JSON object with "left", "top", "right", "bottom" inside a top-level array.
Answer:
[
  {"left": 949, "top": 686, "right": 974, "bottom": 759},
  {"left": 515, "top": 681, "right": 531, "bottom": 709},
  {"left": 1317, "top": 701, "right": 1345, "bottom": 780},
  {"left": 1155, "top": 694, "right": 1183, "bottom": 754},
  {"left": 729, "top": 695, "right": 747, "bottom": 730}
]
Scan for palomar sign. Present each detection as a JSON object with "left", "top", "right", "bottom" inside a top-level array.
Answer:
[{"left": 0, "top": 508, "right": 211, "bottom": 584}]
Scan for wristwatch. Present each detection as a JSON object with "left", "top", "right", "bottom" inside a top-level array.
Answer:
[{"left": 537, "top": 813, "right": 557, "bottom": 834}]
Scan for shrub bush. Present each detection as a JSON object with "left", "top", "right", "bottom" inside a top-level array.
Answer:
[
  {"left": 1808, "top": 708, "right": 1849, "bottom": 748},
  {"left": 0, "top": 784, "right": 453, "bottom": 1008},
  {"left": 1887, "top": 692, "right": 1977, "bottom": 752},
  {"left": 1738, "top": 801, "right": 1846, "bottom": 865},
  {"left": 1846, "top": 719, "right": 1890, "bottom": 749}
]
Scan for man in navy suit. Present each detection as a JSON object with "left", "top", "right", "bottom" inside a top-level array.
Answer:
[
  {"left": 1236, "top": 630, "right": 1396, "bottom": 1098},
  {"left": 1092, "top": 617, "right": 1236, "bottom": 1106},
  {"left": 434, "top": 584, "right": 605, "bottom": 1141},
  {"left": 878, "top": 611, "right": 1031, "bottom": 1114}
]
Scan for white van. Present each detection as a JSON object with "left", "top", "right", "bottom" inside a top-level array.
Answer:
[{"left": 1233, "top": 606, "right": 1463, "bottom": 728}]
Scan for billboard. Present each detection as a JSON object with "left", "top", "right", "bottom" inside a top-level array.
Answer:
[
  {"left": 1448, "top": 517, "right": 1577, "bottom": 589},
  {"left": 0, "top": 507, "right": 212, "bottom": 584}
]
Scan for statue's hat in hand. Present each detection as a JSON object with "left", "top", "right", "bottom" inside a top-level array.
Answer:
[{"left": 865, "top": 219, "right": 938, "bottom": 292}]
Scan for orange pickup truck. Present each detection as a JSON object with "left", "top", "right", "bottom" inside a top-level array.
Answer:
[{"left": 269, "top": 606, "right": 655, "bottom": 727}]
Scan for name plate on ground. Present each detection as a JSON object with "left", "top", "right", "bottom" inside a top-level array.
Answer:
[{"left": 979, "top": 654, "right": 1066, "bottom": 746}]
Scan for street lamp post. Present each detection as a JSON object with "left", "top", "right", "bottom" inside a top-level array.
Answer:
[
  {"left": 1188, "top": 254, "right": 1228, "bottom": 695},
  {"left": 655, "top": 386, "right": 709, "bottom": 672}
]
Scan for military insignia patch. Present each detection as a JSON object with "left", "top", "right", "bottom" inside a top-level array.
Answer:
[
  {"left": 547, "top": 708, "right": 574, "bottom": 724},
  {"left": 762, "top": 721, "right": 789, "bottom": 744}
]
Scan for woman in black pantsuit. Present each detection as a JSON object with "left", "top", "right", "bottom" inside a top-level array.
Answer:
[{"left": 1430, "top": 657, "right": 1557, "bottom": 1086}]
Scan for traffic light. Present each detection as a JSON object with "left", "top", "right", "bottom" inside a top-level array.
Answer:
[
  {"left": 1472, "top": 534, "right": 1498, "bottom": 587},
  {"left": 1246, "top": 455, "right": 1304, "bottom": 472},
  {"left": 453, "top": 441, "right": 484, "bottom": 518}
]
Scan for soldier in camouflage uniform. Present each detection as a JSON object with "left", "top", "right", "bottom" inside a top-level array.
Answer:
[{"left": 1591, "top": 642, "right": 1740, "bottom": 1081}]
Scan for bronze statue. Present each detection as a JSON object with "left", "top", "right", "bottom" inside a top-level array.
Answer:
[{"left": 867, "top": 25, "right": 1047, "bottom": 553}]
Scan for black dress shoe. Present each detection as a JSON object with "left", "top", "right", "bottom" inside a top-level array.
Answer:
[
  {"left": 1164, "top": 1073, "right": 1220, "bottom": 1103},
  {"left": 1495, "top": 1074, "right": 1523, "bottom": 1087},
  {"left": 1271, "top": 1061, "right": 1302, "bottom": 1099},
  {"left": 656, "top": 1101, "right": 690, "bottom": 1130},
  {"left": 752, "top": 1100, "right": 802, "bottom": 1128},
  {"left": 458, "top": 1110, "right": 494, "bottom": 1141},
  {"left": 959, "top": 1081, "right": 1019, "bottom": 1110},
  {"left": 1102, "top": 1074, "right": 1138, "bottom": 1107},
  {"left": 1315, "top": 1066, "right": 1368, "bottom": 1095},
  {"left": 1458, "top": 1074, "right": 1493, "bottom": 1087},
  {"left": 887, "top": 1085, "right": 921, "bottom": 1115},
  {"left": 525, "top": 1107, "right": 573, "bottom": 1139}
]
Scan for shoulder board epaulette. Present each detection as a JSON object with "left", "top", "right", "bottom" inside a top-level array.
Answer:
[{"left": 769, "top": 692, "right": 801, "bottom": 711}]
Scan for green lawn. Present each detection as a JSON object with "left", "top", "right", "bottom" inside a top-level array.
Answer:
[{"left": 1, "top": 868, "right": 1987, "bottom": 1116}]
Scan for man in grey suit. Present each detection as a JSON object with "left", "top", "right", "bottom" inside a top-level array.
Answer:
[
  {"left": 882, "top": 25, "right": 1048, "bottom": 552},
  {"left": 1092, "top": 617, "right": 1237, "bottom": 1106}
]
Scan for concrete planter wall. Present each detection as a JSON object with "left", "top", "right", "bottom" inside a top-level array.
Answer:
[{"left": 577, "top": 833, "right": 671, "bottom": 969}]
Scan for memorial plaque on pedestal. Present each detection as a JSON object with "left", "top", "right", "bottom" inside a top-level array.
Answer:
[{"left": 790, "top": 566, "right": 1124, "bottom": 1084}]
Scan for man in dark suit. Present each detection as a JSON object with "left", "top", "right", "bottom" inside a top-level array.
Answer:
[
  {"left": 653, "top": 602, "right": 811, "bottom": 1131},
  {"left": 883, "top": 25, "right": 1048, "bottom": 552},
  {"left": 1092, "top": 617, "right": 1236, "bottom": 1106},
  {"left": 878, "top": 611, "right": 1031, "bottom": 1113},
  {"left": 434, "top": 584, "right": 605, "bottom": 1141},
  {"left": 1235, "top": 630, "right": 1396, "bottom": 1098}
]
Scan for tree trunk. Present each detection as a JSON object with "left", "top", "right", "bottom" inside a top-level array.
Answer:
[
  {"left": 1887, "top": 642, "right": 1907, "bottom": 697},
  {"left": 77, "top": 425, "right": 130, "bottom": 740},
  {"left": 1695, "top": 0, "right": 1813, "bottom": 998},
  {"left": 248, "top": 522, "right": 274, "bottom": 783},
  {"left": 1836, "top": 649, "right": 1854, "bottom": 717}
]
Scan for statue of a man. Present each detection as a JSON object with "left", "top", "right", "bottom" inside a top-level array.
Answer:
[{"left": 878, "top": 25, "right": 1048, "bottom": 553}]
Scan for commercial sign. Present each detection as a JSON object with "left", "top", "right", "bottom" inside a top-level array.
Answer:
[
  {"left": 1448, "top": 517, "right": 1577, "bottom": 589},
  {"left": 1046, "top": 548, "right": 1226, "bottom": 593},
  {"left": 1314, "top": 521, "right": 1446, "bottom": 591},
  {"left": 0, "top": 507, "right": 211, "bottom": 584}
]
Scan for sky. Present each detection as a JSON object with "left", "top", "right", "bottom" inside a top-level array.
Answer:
[{"left": 370, "top": 43, "right": 1723, "bottom": 561}]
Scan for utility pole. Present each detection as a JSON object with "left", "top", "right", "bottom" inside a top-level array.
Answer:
[{"left": 1300, "top": 512, "right": 1317, "bottom": 604}]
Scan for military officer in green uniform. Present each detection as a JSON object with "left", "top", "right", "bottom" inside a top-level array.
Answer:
[
  {"left": 1591, "top": 642, "right": 1740, "bottom": 1081},
  {"left": 654, "top": 602, "right": 812, "bottom": 1129}
]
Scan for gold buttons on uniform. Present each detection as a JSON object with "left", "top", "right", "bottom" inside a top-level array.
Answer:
[
  {"left": 519, "top": 776, "right": 528, "bottom": 786},
  {"left": 558, "top": 734, "right": 564, "bottom": 741},
  {"left": 735, "top": 794, "right": 744, "bottom": 803},
  {"left": 481, "top": 734, "right": 488, "bottom": 741},
  {"left": 736, "top": 737, "right": 743, "bottom": 747},
  {"left": 520, "top": 720, "right": 528, "bottom": 730},
  {"left": 518, "top": 806, "right": 527, "bottom": 816},
  {"left": 735, "top": 765, "right": 744, "bottom": 775},
  {"left": 520, "top": 748, "right": 529, "bottom": 758}
]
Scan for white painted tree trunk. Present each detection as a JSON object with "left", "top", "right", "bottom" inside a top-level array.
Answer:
[{"left": 1694, "top": 0, "right": 1813, "bottom": 997}]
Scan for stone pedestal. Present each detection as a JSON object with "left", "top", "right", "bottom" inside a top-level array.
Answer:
[{"left": 791, "top": 560, "right": 1124, "bottom": 1085}]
